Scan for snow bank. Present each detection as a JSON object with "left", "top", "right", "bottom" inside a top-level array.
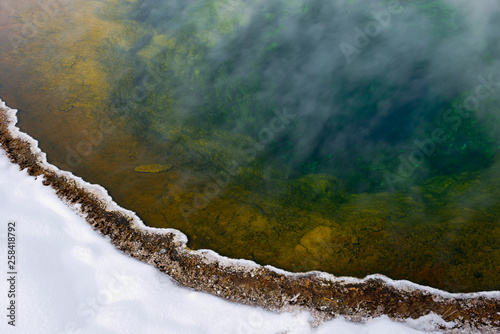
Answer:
[{"left": 0, "top": 149, "right": 439, "bottom": 334}]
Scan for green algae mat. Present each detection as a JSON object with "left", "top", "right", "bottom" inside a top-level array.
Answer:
[{"left": 0, "top": 0, "right": 498, "bottom": 292}]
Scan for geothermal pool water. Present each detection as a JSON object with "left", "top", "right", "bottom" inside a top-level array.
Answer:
[{"left": 0, "top": 0, "right": 499, "bottom": 292}]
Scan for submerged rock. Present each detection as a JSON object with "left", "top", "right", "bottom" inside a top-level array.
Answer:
[{"left": 134, "top": 164, "right": 173, "bottom": 173}]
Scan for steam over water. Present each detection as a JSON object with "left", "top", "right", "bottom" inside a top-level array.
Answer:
[{"left": 0, "top": 0, "right": 499, "bottom": 292}]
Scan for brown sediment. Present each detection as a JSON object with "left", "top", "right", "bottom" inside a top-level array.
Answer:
[{"left": 0, "top": 105, "right": 499, "bottom": 333}]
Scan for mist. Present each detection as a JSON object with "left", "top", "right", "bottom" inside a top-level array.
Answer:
[{"left": 105, "top": 0, "right": 500, "bottom": 193}]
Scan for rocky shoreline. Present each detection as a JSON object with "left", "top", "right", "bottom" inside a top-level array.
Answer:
[{"left": 0, "top": 102, "right": 499, "bottom": 333}]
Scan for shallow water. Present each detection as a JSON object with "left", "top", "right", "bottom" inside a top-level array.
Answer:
[{"left": 0, "top": 0, "right": 499, "bottom": 292}]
